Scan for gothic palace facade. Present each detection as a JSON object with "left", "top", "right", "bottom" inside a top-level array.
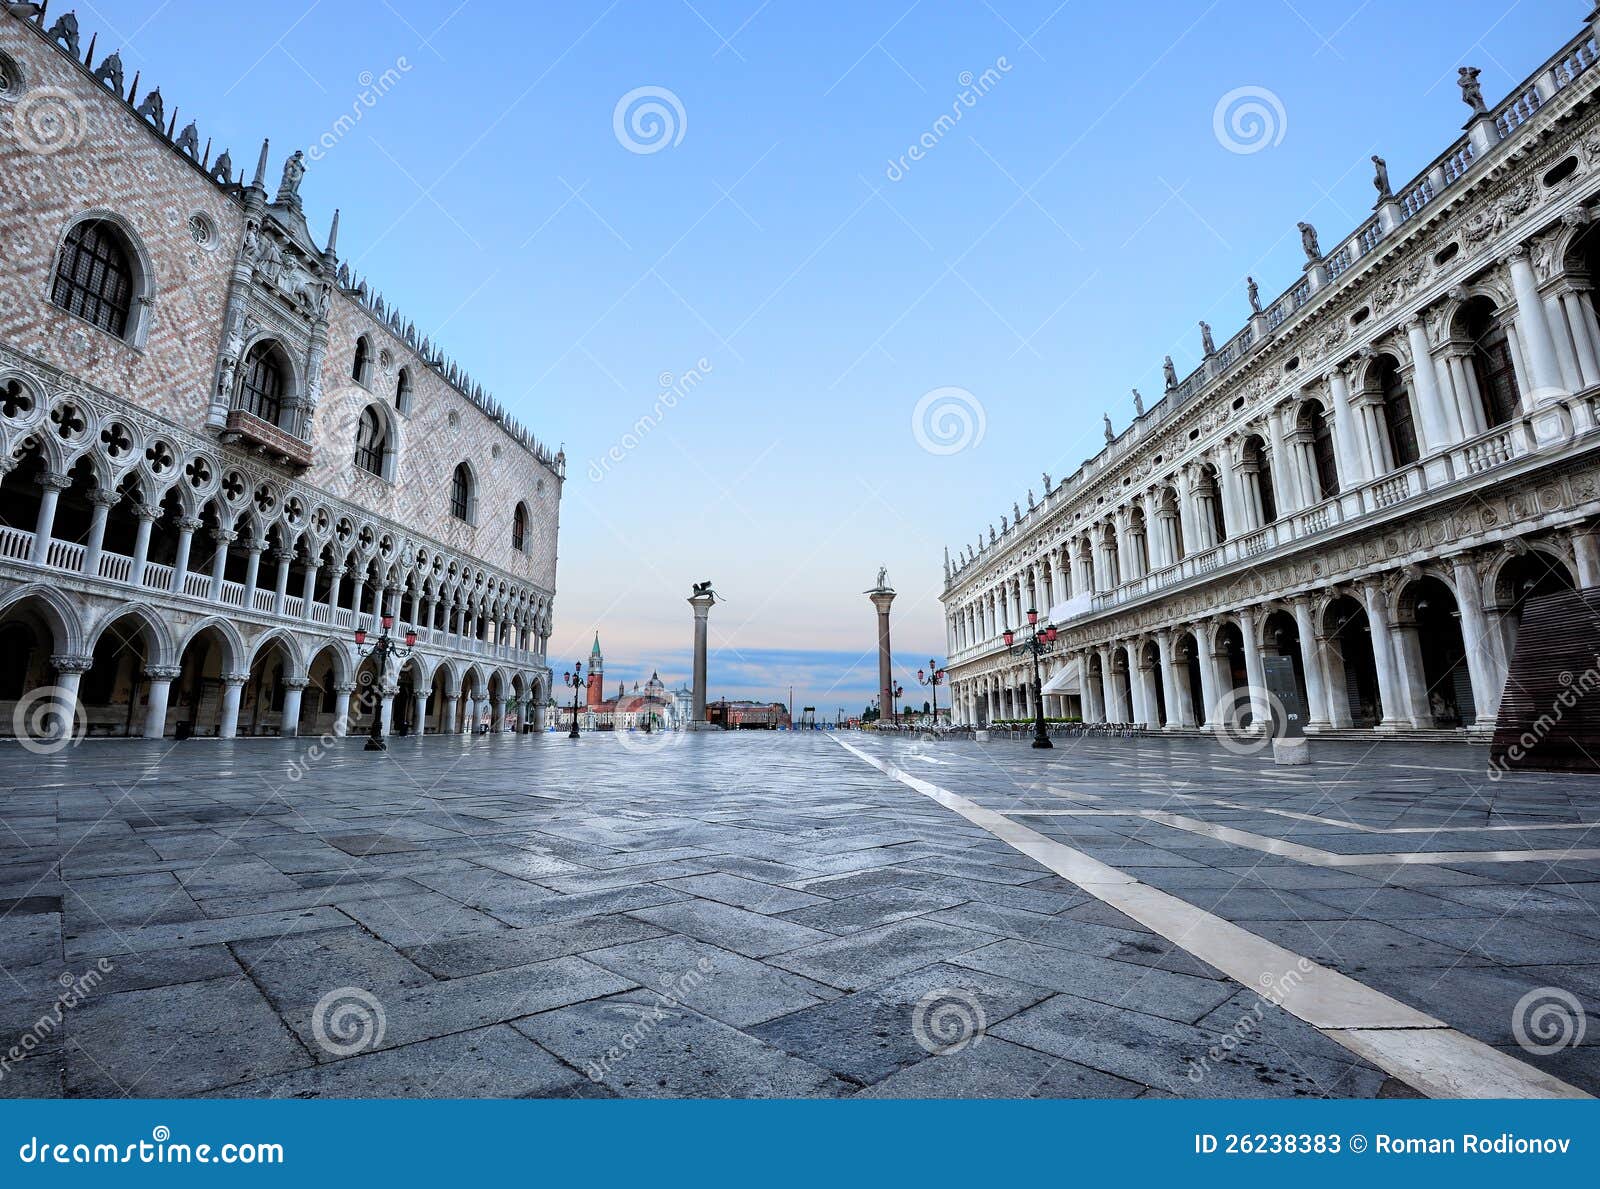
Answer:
[
  {"left": 0, "top": 8, "right": 563, "bottom": 739},
  {"left": 942, "top": 10, "right": 1600, "bottom": 739}
]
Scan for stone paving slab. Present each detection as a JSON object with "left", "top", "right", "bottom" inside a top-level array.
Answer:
[{"left": 4, "top": 731, "right": 1599, "bottom": 1098}]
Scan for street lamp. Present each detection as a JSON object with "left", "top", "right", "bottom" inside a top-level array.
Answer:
[
  {"left": 562, "top": 662, "right": 584, "bottom": 740},
  {"left": 352, "top": 614, "right": 417, "bottom": 752},
  {"left": 1003, "top": 608, "right": 1058, "bottom": 750},
  {"left": 892, "top": 682, "right": 904, "bottom": 727},
  {"left": 917, "top": 659, "right": 946, "bottom": 729}
]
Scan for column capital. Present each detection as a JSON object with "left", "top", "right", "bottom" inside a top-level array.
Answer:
[
  {"left": 50, "top": 653, "right": 95, "bottom": 674},
  {"left": 87, "top": 488, "right": 121, "bottom": 508},
  {"left": 221, "top": 671, "right": 250, "bottom": 686},
  {"left": 332, "top": 682, "right": 357, "bottom": 694},
  {"left": 144, "top": 665, "right": 181, "bottom": 682},
  {"left": 176, "top": 516, "right": 204, "bottom": 533},
  {"left": 212, "top": 528, "right": 237, "bottom": 544},
  {"left": 38, "top": 471, "right": 73, "bottom": 491}
]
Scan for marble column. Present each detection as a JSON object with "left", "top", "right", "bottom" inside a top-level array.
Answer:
[
  {"left": 278, "top": 677, "right": 306, "bottom": 739},
  {"left": 331, "top": 682, "right": 355, "bottom": 737},
  {"left": 81, "top": 490, "right": 118, "bottom": 579},
  {"left": 1507, "top": 244, "right": 1567, "bottom": 401},
  {"left": 142, "top": 666, "right": 179, "bottom": 739},
  {"left": 1451, "top": 555, "right": 1508, "bottom": 729},
  {"left": 1157, "top": 631, "right": 1184, "bottom": 730},
  {"left": 1291, "top": 598, "right": 1331, "bottom": 731},
  {"left": 45, "top": 654, "right": 93, "bottom": 742},
  {"left": 218, "top": 673, "right": 247, "bottom": 739},
  {"left": 689, "top": 585, "right": 716, "bottom": 726},
  {"left": 1360, "top": 582, "right": 1408, "bottom": 730},
  {"left": 27, "top": 472, "right": 70, "bottom": 565},
  {"left": 868, "top": 581, "right": 896, "bottom": 727},
  {"left": 1237, "top": 606, "right": 1268, "bottom": 731},
  {"left": 128, "top": 509, "right": 156, "bottom": 588}
]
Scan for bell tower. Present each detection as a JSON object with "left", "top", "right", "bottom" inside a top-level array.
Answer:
[{"left": 586, "top": 633, "right": 605, "bottom": 709}]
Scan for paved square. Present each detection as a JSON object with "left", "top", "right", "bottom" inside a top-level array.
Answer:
[{"left": 2, "top": 731, "right": 1599, "bottom": 1098}]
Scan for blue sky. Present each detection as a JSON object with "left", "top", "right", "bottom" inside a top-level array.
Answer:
[{"left": 85, "top": 0, "right": 1576, "bottom": 711}]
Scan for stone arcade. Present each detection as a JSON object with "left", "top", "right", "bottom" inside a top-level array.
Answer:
[
  {"left": 0, "top": 8, "right": 563, "bottom": 739},
  {"left": 942, "top": 10, "right": 1600, "bottom": 740}
]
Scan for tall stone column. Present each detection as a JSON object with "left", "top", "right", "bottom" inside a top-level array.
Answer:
[
  {"left": 218, "top": 673, "right": 247, "bottom": 739},
  {"left": 688, "top": 584, "right": 716, "bottom": 728},
  {"left": 1450, "top": 555, "right": 1508, "bottom": 729},
  {"left": 1291, "top": 598, "right": 1331, "bottom": 731},
  {"left": 331, "top": 682, "right": 355, "bottom": 736},
  {"left": 867, "top": 575, "right": 896, "bottom": 725},
  {"left": 278, "top": 677, "right": 306, "bottom": 739},
  {"left": 142, "top": 666, "right": 179, "bottom": 739},
  {"left": 1360, "top": 581, "right": 1408, "bottom": 731},
  {"left": 1237, "top": 606, "right": 1268, "bottom": 731},
  {"left": 1507, "top": 244, "right": 1567, "bottom": 401},
  {"left": 82, "top": 490, "right": 118, "bottom": 579},
  {"left": 28, "top": 472, "right": 70, "bottom": 565}
]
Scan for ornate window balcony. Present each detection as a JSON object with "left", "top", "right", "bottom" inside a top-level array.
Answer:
[{"left": 221, "top": 407, "right": 314, "bottom": 470}]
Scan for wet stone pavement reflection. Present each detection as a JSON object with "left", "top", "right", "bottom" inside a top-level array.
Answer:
[{"left": 1, "top": 730, "right": 1598, "bottom": 1098}]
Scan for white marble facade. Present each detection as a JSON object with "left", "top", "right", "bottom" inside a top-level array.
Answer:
[{"left": 942, "top": 13, "right": 1600, "bottom": 737}]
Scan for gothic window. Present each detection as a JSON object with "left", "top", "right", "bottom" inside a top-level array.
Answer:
[
  {"left": 512, "top": 501, "right": 528, "bottom": 552},
  {"left": 354, "top": 405, "right": 388, "bottom": 477},
  {"left": 395, "top": 367, "right": 413, "bottom": 414},
  {"left": 239, "top": 342, "right": 286, "bottom": 426},
  {"left": 1377, "top": 357, "right": 1420, "bottom": 467},
  {"left": 450, "top": 462, "right": 475, "bottom": 523},
  {"left": 352, "top": 336, "right": 372, "bottom": 385},
  {"left": 1461, "top": 299, "right": 1521, "bottom": 429},
  {"left": 51, "top": 219, "right": 134, "bottom": 337}
]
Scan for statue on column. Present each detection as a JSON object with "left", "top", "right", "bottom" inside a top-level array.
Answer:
[
  {"left": 1042, "top": 471, "right": 1053, "bottom": 495},
  {"left": 1131, "top": 388, "right": 1144, "bottom": 416},
  {"left": 1163, "top": 355, "right": 1178, "bottom": 390},
  {"left": 1458, "top": 66, "right": 1488, "bottom": 115},
  {"left": 1200, "top": 321, "right": 1215, "bottom": 356},
  {"left": 1103, "top": 413, "right": 1114, "bottom": 443},
  {"left": 1247, "top": 276, "right": 1261, "bottom": 314},
  {"left": 1371, "top": 154, "right": 1392, "bottom": 200}
]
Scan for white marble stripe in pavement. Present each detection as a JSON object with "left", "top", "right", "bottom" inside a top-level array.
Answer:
[
  {"left": 1008, "top": 806, "right": 1600, "bottom": 867},
  {"left": 831, "top": 735, "right": 1589, "bottom": 1100}
]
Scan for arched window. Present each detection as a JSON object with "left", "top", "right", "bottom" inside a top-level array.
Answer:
[
  {"left": 450, "top": 462, "right": 475, "bottom": 523},
  {"left": 352, "top": 336, "right": 372, "bottom": 385},
  {"left": 512, "top": 502, "right": 528, "bottom": 552},
  {"left": 239, "top": 342, "right": 286, "bottom": 426},
  {"left": 395, "top": 367, "right": 413, "bottom": 414},
  {"left": 1377, "top": 357, "right": 1419, "bottom": 467},
  {"left": 51, "top": 219, "right": 135, "bottom": 337},
  {"left": 354, "top": 405, "right": 389, "bottom": 477},
  {"left": 1306, "top": 402, "right": 1340, "bottom": 499},
  {"left": 1460, "top": 298, "right": 1521, "bottom": 428}
]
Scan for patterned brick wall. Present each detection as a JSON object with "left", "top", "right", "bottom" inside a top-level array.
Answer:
[{"left": 0, "top": 12, "right": 561, "bottom": 592}]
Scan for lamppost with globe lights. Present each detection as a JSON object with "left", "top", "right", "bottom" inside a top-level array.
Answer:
[
  {"left": 917, "top": 660, "right": 946, "bottom": 729},
  {"left": 892, "top": 681, "right": 905, "bottom": 727},
  {"left": 562, "top": 662, "right": 585, "bottom": 739},
  {"left": 1004, "top": 608, "right": 1058, "bottom": 750},
  {"left": 353, "top": 615, "right": 417, "bottom": 751}
]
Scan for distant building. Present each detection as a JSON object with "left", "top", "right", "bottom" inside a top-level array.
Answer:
[{"left": 706, "top": 699, "right": 791, "bottom": 730}]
